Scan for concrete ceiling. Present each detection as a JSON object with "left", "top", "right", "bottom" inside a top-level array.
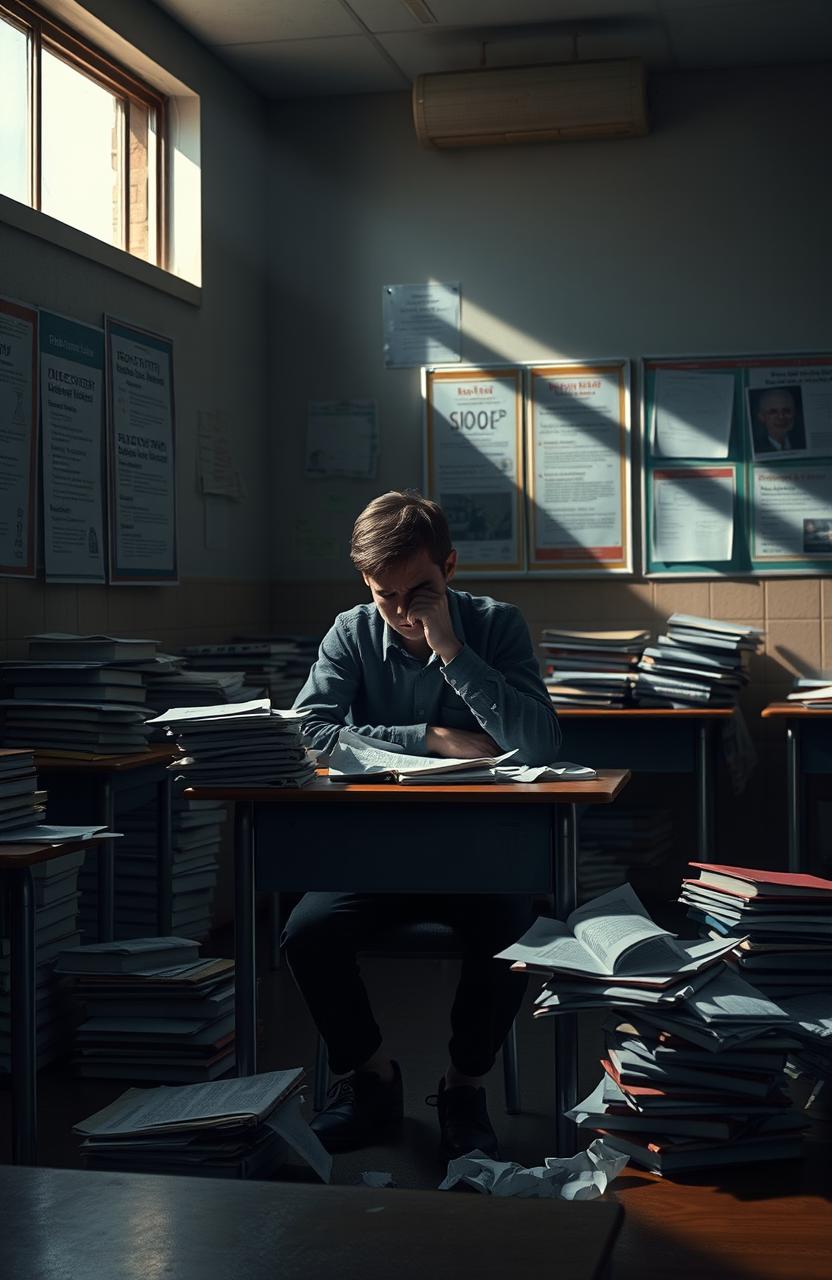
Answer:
[{"left": 150, "top": 0, "right": 832, "bottom": 98}]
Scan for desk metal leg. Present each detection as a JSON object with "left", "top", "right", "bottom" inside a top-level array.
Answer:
[
  {"left": 696, "top": 723, "right": 715, "bottom": 860},
  {"left": 157, "top": 773, "right": 173, "bottom": 935},
  {"left": 553, "top": 803, "right": 578, "bottom": 1157},
  {"left": 786, "top": 723, "right": 802, "bottom": 874},
  {"left": 10, "top": 867, "right": 37, "bottom": 1165},
  {"left": 235, "top": 801, "right": 256, "bottom": 1076},
  {"left": 97, "top": 779, "right": 116, "bottom": 943},
  {"left": 269, "top": 893, "right": 283, "bottom": 971}
]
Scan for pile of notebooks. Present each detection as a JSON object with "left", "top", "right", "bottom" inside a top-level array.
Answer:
[
  {"left": 577, "top": 808, "right": 674, "bottom": 903},
  {"left": 143, "top": 658, "right": 255, "bottom": 714},
  {"left": 73, "top": 1067, "right": 330, "bottom": 1180},
  {"left": 56, "top": 936, "right": 236, "bottom": 1083},
  {"left": 786, "top": 674, "right": 832, "bottom": 709},
  {"left": 636, "top": 614, "right": 762, "bottom": 708},
  {"left": 149, "top": 699, "right": 316, "bottom": 787},
  {"left": 680, "top": 863, "right": 832, "bottom": 1000},
  {"left": 539, "top": 629, "right": 648, "bottom": 708},
  {"left": 0, "top": 748, "right": 45, "bottom": 834},
  {"left": 778, "top": 993, "right": 832, "bottom": 1104},
  {"left": 499, "top": 882, "right": 807, "bottom": 1175},
  {"left": 0, "top": 633, "right": 158, "bottom": 757},
  {"left": 235, "top": 634, "right": 321, "bottom": 705},
  {"left": 77, "top": 787, "right": 226, "bottom": 941},
  {"left": 178, "top": 640, "right": 299, "bottom": 706},
  {"left": 1, "top": 848, "right": 84, "bottom": 1073}
]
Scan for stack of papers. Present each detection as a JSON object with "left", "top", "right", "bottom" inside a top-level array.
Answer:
[
  {"left": 498, "top": 883, "right": 806, "bottom": 1175},
  {"left": 0, "top": 848, "right": 85, "bottom": 1072},
  {"left": 234, "top": 633, "right": 321, "bottom": 705},
  {"left": 149, "top": 699, "right": 316, "bottom": 787},
  {"left": 0, "top": 748, "right": 46, "bottom": 836},
  {"left": 636, "top": 614, "right": 762, "bottom": 708},
  {"left": 681, "top": 862, "right": 832, "bottom": 998},
  {"left": 577, "top": 807, "right": 675, "bottom": 902},
  {"left": 144, "top": 664, "right": 255, "bottom": 711},
  {"left": 0, "top": 634, "right": 158, "bottom": 757},
  {"left": 539, "top": 629, "right": 647, "bottom": 708},
  {"left": 778, "top": 993, "right": 832, "bottom": 1099},
  {"left": 179, "top": 641, "right": 297, "bottom": 706},
  {"left": 328, "top": 729, "right": 517, "bottom": 784},
  {"left": 786, "top": 675, "right": 832, "bottom": 708},
  {"left": 72, "top": 1068, "right": 331, "bottom": 1181},
  {"left": 56, "top": 937, "right": 236, "bottom": 1083}
]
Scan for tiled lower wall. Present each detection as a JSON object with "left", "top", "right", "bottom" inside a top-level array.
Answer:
[{"left": 272, "top": 575, "right": 832, "bottom": 868}]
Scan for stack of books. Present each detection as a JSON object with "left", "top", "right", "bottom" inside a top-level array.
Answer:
[
  {"left": 0, "top": 748, "right": 45, "bottom": 834},
  {"left": 0, "top": 633, "right": 157, "bottom": 756},
  {"left": 680, "top": 863, "right": 832, "bottom": 1000},
  {"left": 56, "top": 936, "right": 236, "bottom": 1083},
  {"left": 235, "top": 634, "right": 321, "bottom": 705},
  {"left": 179, "top": 641, "right": 297, "bottom": 706},
  {"left": 539, "top": 629, "right": 648, "bottom": 708},
  {"left": 72, "top": 1068, "right": 328, "bottom": 1180},
  {"left": 499, "top": 883, "right": 807, "bottom": 1175},
  {"left": 143, "top": 662, "right": 253, "bottom": 713},
  {"left": 786, "top": 675, "right": 832, "bottom": 709},
  {"left": 577, "top": 808, "right": 674, "bottom": 903},
  {"left": 0, "top": 848, "right": 85, "bottom": 1073},
  {"left": 149, "top": 699, "right": 316, "bottom": 787},
  {"left": 778, "top": 993, "right": 832, "bottom": 1104},
  {"left": 636, "top": 614, "right": 762, "bottom": 708}
]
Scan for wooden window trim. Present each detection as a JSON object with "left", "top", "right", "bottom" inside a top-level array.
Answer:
[{"left": 1, "top": 0, "right": 167, "bottom": 267}]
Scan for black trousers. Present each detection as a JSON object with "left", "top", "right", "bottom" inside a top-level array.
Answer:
[{"left": 282, "top": 892, "right": 534, "bottom": 1078}]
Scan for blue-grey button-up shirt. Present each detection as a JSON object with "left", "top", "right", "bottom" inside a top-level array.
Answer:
[{"left": 294, "top": 589, "right": 561, "bottom": 765}]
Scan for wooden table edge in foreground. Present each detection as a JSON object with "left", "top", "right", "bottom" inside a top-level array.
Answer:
[{"left": 185, "top": 768, "right": 631, "bottom": 1158}]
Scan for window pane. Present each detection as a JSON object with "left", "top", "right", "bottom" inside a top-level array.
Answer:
[
  {"left": 41, "top": 48, "right": 125, "bottom": 247},
  {"left": 128, "top": 99, "right": 158, "bottom": 262},
  {"left": 0, "top": 16, "right": 31, "bottom": 205}
]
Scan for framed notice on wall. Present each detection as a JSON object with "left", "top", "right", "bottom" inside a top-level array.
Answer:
[
  {"left": 423, "top": 365, "right": 525, "bottom": 574},
  {"left": 642, "top": 353, "right": 832, "bottom": 577},
  {"left": 526, "top": 360, "right": 633, "bottom": 575},
  {"left": 106, "top": 316, "right": 178, "bottom": 585},
  {"left": 0, "top": 295, "right": 38, "bottom": 578}
]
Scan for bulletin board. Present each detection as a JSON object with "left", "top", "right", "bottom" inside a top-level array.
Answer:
[{"left": 642, "top": 353, "right": 832, "bottom": 577}]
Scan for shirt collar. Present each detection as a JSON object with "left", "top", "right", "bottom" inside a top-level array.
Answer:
[{"left": 382, "top": 588, "right": 465, "bottom": 662}]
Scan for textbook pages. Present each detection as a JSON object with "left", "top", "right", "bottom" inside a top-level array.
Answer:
[{"left": 328, "top": 729, "right": 595, "bottom": 784}]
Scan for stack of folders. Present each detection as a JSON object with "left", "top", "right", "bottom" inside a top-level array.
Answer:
[
  {"left": 636, "top": 614, "right": 763, "bottom": 708},
  {"left": 498, "top": 883, "right": 807, "bottom": 1175},
  {"left": 77, "top": 788, "right": 226, "bottom": 942},
  {"left": 786, "top": 675, "right": 832, "bottom": 709},
  {"left": 539, "top": 629, "right": 648, "bottom": 708},
  {"left": 577, "top": 808, "right": 674, "bottom": 903},
  {"left": 55, "top": 936, "right": 236, "bottom": 1083},
  {"left": 680, "top": 863, "right": 832, "bottom": 1000},
  {"left": 73, "top": 1068, "right": 332, "bottom": 1181},
  {"left": 0, "top": 748, "right": 46, "bottom": 834},
  {"left": 777, "top": 993, "right": 832, "bottom": 1103},
  {"left": 0, "top": 847, "right": 85, "bottom": 1073},
  {"left": 234, "top": 634, "right": 322, "bottom": 705},
  {"left": 149, "top": 699, "right": 316, "bottom": 787},
  {"left": 179, "top": 641, "right": 300, "bottom": 706},
  {"left": 0, "top": 633, "right": 159, "bottom": 757},
  {"left": 143, "top": 659, "right": 261, "bottom": 712}
]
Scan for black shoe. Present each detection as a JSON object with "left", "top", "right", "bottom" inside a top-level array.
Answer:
[
  {"left": 429, "top": 1078, "right": 499, "bottom": 1162},
  {"left": 310, "top": 1061, "right": 403, "bottom": 1152}
]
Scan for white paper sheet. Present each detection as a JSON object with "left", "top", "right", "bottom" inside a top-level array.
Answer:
[
  {"left": 751, "top": 464, "right": 832, "bottom": 561},
  {"left": 652, "top": 467, "right": 735, "bottom": 562},
  {"left": 383, "top": 282, "right": 460, "bottom": 367},
  {"left": 264, "top": 1092, "right": 332, "bottom": 1183},
  {"left": 747, "top": 365, "right": 832, "bottom": 459},
  {"left": 305, "top": 400, "right": 377, "bottom": 479},
  {"left": 438, "top": 1138, "right": 628, "bottom": 1199},
  {"left": 653, "top": 368, "right": 734, "bottom": 458},
  {"left": 197, "top": 410, "right": 243, "bottom": 500},
  {"left": 0, "top": 295, "right": 37, "bottom": 577}
]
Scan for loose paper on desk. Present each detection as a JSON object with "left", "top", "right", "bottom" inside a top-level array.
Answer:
[
  {"left": 40, "top": 311, "right": 107, "bottom": 584},
  {"left": 197, "top": 410, "right": 243, "bottom": 500},
  {"left": 383, "top": 282, "right": 460, "bottom": 368},
  {"left": 304, "top": 400, "right": 377, "bottom": 480},
  {"left": 0, "top": 294, "right": 38, "bottom": 578},
  {"left": 328, "top": 728, "right": 515, "bottom": 779},
  {"left": 751, "top": 464, "right": 832, "bottom": 562},
  {"left": 0, "top": 823, "right": 115, "bottom": 844},
  {"left": 652, "top": 466, "right": 735, "bottom": 562},
  {"left": 438, "top": 1139, "right": 628, "bottom": 1199},
  {"left": 653, "top": 368, "right": 734, "bottom": 458}
]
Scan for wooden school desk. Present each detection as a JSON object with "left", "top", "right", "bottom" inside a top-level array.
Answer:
[
  {"left": 0, "top": 1166, "right": 623, "bottom": 1280},
  {"left": 0, "top": 837, "right": 100, "bottom": 1166},
  {"left": 36, "top": 747, "right": 176, "bottom": 939},
  {"left": 556, "top": 708, "right": 733, "bottom": 859},
  {"left": 760, "top": 703, "right": 832, "bottom": 872},
  {"left": 187, "top": 769, "right": 630, "bottom": 1157}
]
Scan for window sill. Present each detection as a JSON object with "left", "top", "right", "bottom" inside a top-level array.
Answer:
[{"left": 0, "top": 193, "right": 201, "bottom": 307}]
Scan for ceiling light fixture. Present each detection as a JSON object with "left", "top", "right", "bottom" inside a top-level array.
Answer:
[{"left": 400, "top": 0, "right": 438, "bottom": 24}]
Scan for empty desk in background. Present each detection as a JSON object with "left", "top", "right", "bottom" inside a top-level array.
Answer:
[
  {"left": 36, "top": 747, "right": 176, "bottom": 940},
  {"left": 0, "top": 837, "right": 104, "bottom": 1166},
  {"left": 186, "top": 769, "right": 630, "bottom": 1158},
  {"left": 759, "top": 703, "right": 832, "bottom": 872},
  {"left": 0, "top": 1166, "right": 623, "bottom": 1280},
  {"left": 556, "top": 708, "right": 733, "bottom": 859}
]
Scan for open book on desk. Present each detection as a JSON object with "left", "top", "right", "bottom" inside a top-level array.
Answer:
[{"left": 327, "top": 729, "right": 517, "bottom": 783}]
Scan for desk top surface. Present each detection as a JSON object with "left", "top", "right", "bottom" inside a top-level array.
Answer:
[
  {"left": 186, "top": 766, "right": 630, "bottom": 806},
  {"left": 0, "top": 837, "right": 97, "bottom": 870},
  {"left": 555, "top": 706, "right": 734, "bottom": 718},
  {"left": 35, "top": 746, "right": 176, "bottom": 772},
  {"left": 0, "top": 1166, "right": 622, "bottom": 1280},
  {"left": 761, "top": 701, "right": 832, "bottom": 718}
]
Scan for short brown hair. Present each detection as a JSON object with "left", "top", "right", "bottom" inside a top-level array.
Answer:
[{"left": 350, "top": 490, "right": 452, "bottom": 577}]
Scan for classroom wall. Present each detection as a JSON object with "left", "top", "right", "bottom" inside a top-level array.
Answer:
[
  {"left": 0, "top": 0, "right": 273, "bottom": 660},
  {"left": 266, "top": 63, "right": 832, "bottom": 862}
]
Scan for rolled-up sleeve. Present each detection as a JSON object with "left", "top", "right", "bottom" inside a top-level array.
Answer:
[{"left": 441, "top": 605, "right": 560, "bottom": 765}]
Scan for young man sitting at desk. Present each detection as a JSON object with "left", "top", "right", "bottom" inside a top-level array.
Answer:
[{"left": 287, "top": 490, "right": 560, "bottom": 1160}]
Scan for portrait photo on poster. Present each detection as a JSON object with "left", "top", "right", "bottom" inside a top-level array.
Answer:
[{"left": 747, "top": 384, "right": 807, "bottom": 458}]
